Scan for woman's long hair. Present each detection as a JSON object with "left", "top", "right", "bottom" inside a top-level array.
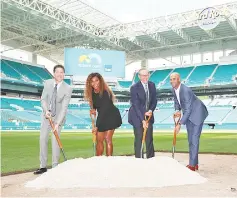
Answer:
[{"left": 84, "top": 73, "right": 115, "bottom": 107}]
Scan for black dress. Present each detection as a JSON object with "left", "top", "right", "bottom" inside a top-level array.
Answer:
[{"left": 92, "top": 90, "right": 122, "bottom": 132}]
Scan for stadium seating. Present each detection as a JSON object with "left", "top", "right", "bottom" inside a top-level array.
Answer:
[
  {"left": 26, "top": 65, "right": 52, "bottom": 80},
  {"left": 1, "top": 99, "right": 17, "bottom": 110},
  {"left": 224, "top": 109, "right": 237, "bottom": 123},
  {"left": 211, "top": 64, "right": 237, "bottom": 85},
  {"left": 0, "top": 109, "right": 41, "bottom": 130},
  {"left": 66, "top": 114, "right": 88, "bottom": 125},
  {"left": 129, "top": 70, "right": 163, "bottom": 85},
  {"left": 1, "top": 97, "right": 237, "bottom": 130},
  {"left": 149, "top": 69, "right": 172, "bottom": 85},
  {"left": 2, "top": 98, "right": 40, "bottom": 111},
  {"left": 1, "top": 59, "right": 22, "bottom": 80},
  {"left": 131, "top": 63, "right": 236, "bottom": 88},
  {"left": 1, "top": 58, "right": 52, "bottom": 84},
  {"left": 153, "top": 109, "right": 173, "bottom": 123},
  {"left": 79, "top": 103, "right": 90, "bottom": 108},
  {"left": 118, "top": 81, "right": 132, "bottom": 88},
  {"left": 158, "top": 102, "right": 174, "bottom": 109},
  {"left": 186, "top": 64, "right": 217, "bottom": 87},
  {"left": 27, "top": 100, "right": 41, "bottom": 108},
  {"left": 6, "top": 111, "right": 41, "bottom": 122},
  {"left": 2, "top": 57, "right": 236, "bottom": 91},
  {"left": 64, "top": 79, "right": 71, "bottom": 85},
  {"left": 205, "top": 107, "right": 231, "bottom": 123},
  {"left": 5, "top": 59, "right": 43, "bottom": 83},
  {"left": 1, "top": 56, "right": 237, "bottom": 132},
  {"left": 116, "top": 103, "right": 130, "bottom": 109},
  {"left": 0, "top": 120, "right": 17, "bottom": 128},
  {"left": 161, "top": 66, "right": 194, "bottom": 89},
  {"left": 69, "top": 109, "right": 91, "bottom": 123},
  {"left": 68, "top": 104, "right": 80, "bottom": 109}
]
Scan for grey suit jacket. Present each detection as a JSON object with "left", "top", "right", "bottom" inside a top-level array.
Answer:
[
  {"left": 41, "top": 79, "right": 72, "bottom": 125},
  {"left": 172, "top": 84, "right": 208, "bottom": 125}
]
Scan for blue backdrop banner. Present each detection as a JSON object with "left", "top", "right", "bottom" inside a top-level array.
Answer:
[{"left": 64, "top": 48, "right": 125, "bottom": 78}]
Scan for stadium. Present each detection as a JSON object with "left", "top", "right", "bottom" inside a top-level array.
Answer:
[{"left": 1, "top": 0, "right": 237, "bottom": 197}]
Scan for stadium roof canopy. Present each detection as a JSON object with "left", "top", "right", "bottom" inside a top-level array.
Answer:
[{"left": 1, "top": 0, "right": 237, "bottom": 65}]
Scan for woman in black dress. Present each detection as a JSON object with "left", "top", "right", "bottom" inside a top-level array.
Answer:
[{"left": 84, "top": 73, "right": 122, "bottom": 156}]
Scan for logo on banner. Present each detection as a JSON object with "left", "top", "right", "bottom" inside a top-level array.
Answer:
[
  {"left": 79, "top": 55, "right": 90, "bottom": 63},
  {"left": 78, "top": 53, "right": 102, "bottom": 69},
  {"left": 104, "top": 65, "right": 112, "bottom": 72},
  {"left": 198, "top": 7, "right": 221, "bottom": 31}
]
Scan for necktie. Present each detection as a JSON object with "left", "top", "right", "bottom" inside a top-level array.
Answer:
[
  {"left": 145, "top": 84, "right": 149, "bottom": 111},
  {"left": 50, "top": 84, "right": 57, "bottom": 117}
]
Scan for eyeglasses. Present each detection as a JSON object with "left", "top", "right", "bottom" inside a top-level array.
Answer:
[{"left": 139, "top": 74, "right": 149, "bottom": 77}]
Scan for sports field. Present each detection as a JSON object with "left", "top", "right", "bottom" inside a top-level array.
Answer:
[{"left": 1, "top": 131, "right": 237, "bottom": 174}]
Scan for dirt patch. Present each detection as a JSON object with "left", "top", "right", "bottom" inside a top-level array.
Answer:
[{"left": 1, "top": 153, "right": 237, "bottom": 197}]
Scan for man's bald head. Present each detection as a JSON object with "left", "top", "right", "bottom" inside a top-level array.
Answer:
[
  {"left": 170, "top": 72, "right": 180, "bottom": 79},
  {"left": 170, "top": 72, "right": 181, "bottom": 89}
]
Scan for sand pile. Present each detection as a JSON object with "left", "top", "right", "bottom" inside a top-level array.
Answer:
[{"left": 25, "top": 156, "right": 207, "bottom": 189}]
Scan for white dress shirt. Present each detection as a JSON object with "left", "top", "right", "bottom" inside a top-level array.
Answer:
[
  {"left": 54, "top": 80, "right": 63, "bottom": 91},
  {"left": 174, "top": 84, "right": 181, "bottom": 105},
  {"left": 141, "top": 82, "right": 149, "bottom": 97}
]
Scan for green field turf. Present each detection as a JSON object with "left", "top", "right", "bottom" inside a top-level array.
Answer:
[{"left": 1, "top": 132, "right": 237, "bottom": 174}]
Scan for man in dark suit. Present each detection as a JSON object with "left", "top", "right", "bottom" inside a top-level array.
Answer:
[
  {"left": 170, "top": 72, "right": 208, "bottom": 171},
  {"left": 128, "top": 68, "right": 157, "bottom": 158}
]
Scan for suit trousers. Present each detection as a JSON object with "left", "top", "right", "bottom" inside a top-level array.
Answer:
[
  {"left": 133, "top": 124, "right": 155, "bottom": 158},
  {"left": 186, "top": 120, "right": 204, "bottom": 166},
  {"left": 40, "top": 116, "right": 62, "bottom": 168}
]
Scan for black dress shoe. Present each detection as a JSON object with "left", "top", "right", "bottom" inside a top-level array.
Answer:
[{"left": 33, "top": 168, "right": 47, "bottom": 175}]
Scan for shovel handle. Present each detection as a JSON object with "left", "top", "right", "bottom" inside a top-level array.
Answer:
[
  {"left": 173, "top": 115, "right": 181, "bottom": 146},
  {"left": 48, "top": 117, "right": 63, "bottom": 149}
]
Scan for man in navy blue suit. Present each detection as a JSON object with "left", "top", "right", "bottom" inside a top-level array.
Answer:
[
  {"left": 170, "top": 72, "right": 208, "bottom": 171},
  {"left": 128, "top": 68, "right": 157, "bottom": 158}
]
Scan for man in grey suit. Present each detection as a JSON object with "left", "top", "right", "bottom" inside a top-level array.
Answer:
[
  {"left": 170, "top": 73, "right": 208, "bottom": 171},
  {"left": 34, "top": 65, "right": 72, "bottom": 174}
]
